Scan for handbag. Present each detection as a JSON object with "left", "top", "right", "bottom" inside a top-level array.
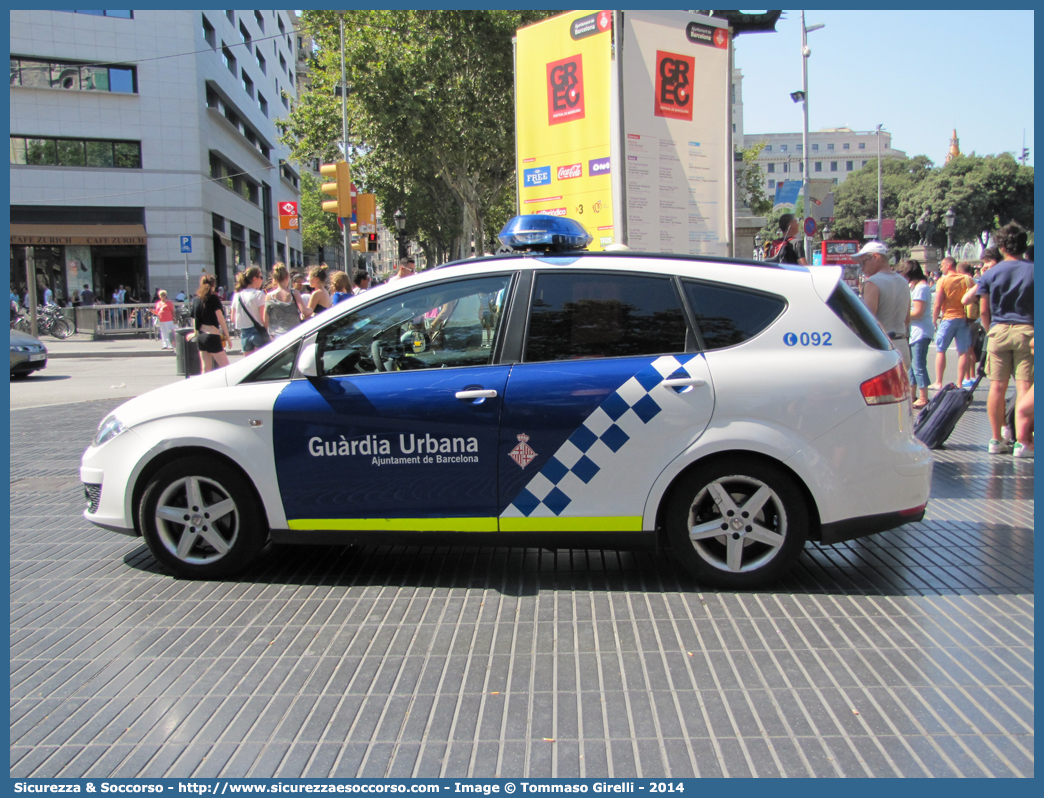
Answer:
[{"left": 235, "top": 292, "right": 270, "bottom": 344}]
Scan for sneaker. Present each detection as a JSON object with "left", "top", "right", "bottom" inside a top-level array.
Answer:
[
  {"left": 989, "top": 439, "right": 1013, "bottom": 454},
  {"left": 961, "top": 379, "right": 976, "bottom": 390},
  {"left": 1013, "top": 443, "right": 1034, "bottom": 459}
]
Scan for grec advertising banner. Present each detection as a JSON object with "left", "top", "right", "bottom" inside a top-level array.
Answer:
[
  {"left": 621, "top": 11, "right": 730, "bottom": 255},
  {"left": 515, "top": 10, "right": 614, "bottom": 249}
]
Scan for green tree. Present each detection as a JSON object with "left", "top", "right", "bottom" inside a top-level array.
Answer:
[
  {"left": 279, "top": 10, "right": 555, "bottom": 263},
  {"left": 830, "top": 155, "right": 934, "bottom": 246},
  {"left": 736, "top": 142, "right": 772, "bottom": 217},
  {"left": 897, "top": 153, "right": 1033, "bottom": 248}
]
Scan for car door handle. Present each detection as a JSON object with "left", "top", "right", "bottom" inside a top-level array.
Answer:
[
  {"left": 662, "top": 377, "right": 706, "bottom": 388},
  {"left": 455, "top": 389, "right": 498, "bottom": 400}
]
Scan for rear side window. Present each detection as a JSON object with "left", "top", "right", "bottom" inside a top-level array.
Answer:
[
  {"left": 683, "top": 281, "right": 786, "bottom": 350},
  {"left": 525, "top": 272, "right": 688, "bottom": 362},
  {"left": 826, "top": 281, "right": 891, "bottom": 350}
]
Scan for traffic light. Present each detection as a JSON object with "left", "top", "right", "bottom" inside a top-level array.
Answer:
[
  {"left": 367, "top": 233, "right": 378, "bottom": 252},
  {"left": 1022, "top": 147, "right": 1030, "bottom": 164},
  {"left": 319, "top": 161, "right": 352, "bottom": 217}
]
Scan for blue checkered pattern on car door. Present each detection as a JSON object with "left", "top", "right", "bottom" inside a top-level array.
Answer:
[{"left": 507, "top": 354, "right": 701, "bottom": 517}]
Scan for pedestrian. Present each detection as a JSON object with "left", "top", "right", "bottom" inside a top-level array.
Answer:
[
  {"left": 974, "top": 222, "right": 1034, "bottom": 455},
  {"left": 152, "top": 289, "right": 176, "bottom": 350},
  {"left": 265, "top": 263, "right": 307, "bottom": 337},
  {"left": 230, "top": 266, "right": 268, "bottom": 355},
  {"left": 352, "top": 269, "right": 371, "bottom": 295},
  {"left": 388, "top": 256, "right": 416, "bottom": 282},
  {"left": 174, "top": 289, "right": 187, "bottom": 302},
  {"left": 80, "top": 284, "right": 94, "bottom": 306},
  {"left": 931, "top": 256, "right": 974, "bottom": 390},
  {"left": 192, "top": 273, "right": 231, "bottom": 373},
  {"left": 304, "top": 264, "right": 332, "bottom": 317},
  {"left": 773, "top": 214, "right": 808, "bottom": 265},
  {"left": 329, "top": 270, "right": 352, "bottom": 305},
  {"left": 956, "top": 261, "right": 981, "bottom": 383},
  {"left": 853, "top": 241, "right": 911, "bottom": 370},
  {"left": 902, "top": 259, "right": 934, "bottom": 409},
  {"left": 42, "top": 283, "right": 53, "bottom": 306}
]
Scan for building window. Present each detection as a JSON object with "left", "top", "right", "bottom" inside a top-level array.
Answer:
[
  {"left": 11, "top": 135, "right": 141, "bottom": 168},
  {"left": 830, "top": 161, "right": 838, "bottom": 172},
  {"left": 239, "top": 22, "right": 251, "bottom": 53},
  {"left": 731, "top": 83, "right": 735, "bottom": 104},
  {"left": 279, "top": 53, "right": 287, "bottom": 74},
  {"left": 732, "top": 123, "right": 736, "bottom": 133},
  {"left": 258, "top": 93, "right": 268, "bottom": 116},
  {"left": 10, "top": 58, "right": 136, "bottom": 93},
  {"left": 202, "top": 14, "right": 215, "bottom": 48},
  {"left": 768, "top": 179, "right": 776, "bottom": 189},
  {"left": 767, "top": 163, "right": 775, "bottom": 173},
  {"left": 811, "top": 143, "right": 818, "bottom": 151},
  {"left": 764, "top": 145, "right": 771, "bottom": 152},
  {"left": 277, "top": 14, "right": 286, "bottom": 35},
  {"left": 297, "top": 36, "right": 303, "bottom": 49},
  {"left": 59, "top": 10, "right": 133, "bottom": 18},
  {"left": 832, "top": 178, "right": 838, "bottom": 186},
  {"left": 796, "top": 144, "right": 802, "bottom": 152},
  {"left": 862, "top": 160, "right": 868, "bottom": 168},
  {"left": 225, "top": 10, "right": 234, "bottom": 24},
  {"left": 779, "top": 144, "right": 787, "bottom": 152},
  {"left": 827, "top": 143, "right": 834, "bottom": 151},
  {"left": 281, "top": 90, "right": 289, "bottom": 110},
  {"left": 799, "top": 162, "right": 803, "bottom": 172},
  {"left": 814, "top": 161, "right": 822, "bottom": 172},
  {"left": 241, "top": 69, "right": 253, "bottom": 98},
  {"left": 846, "top": 161, "right": 854, "bottom": 171},
  {"left": 249, "top": 230, "right": 261, "bottom": 265},
  {"left": 209, "top": 152, "right": 259, "bottom": 206},
  {"left": 254, "top": 10, "right": 265, "bottom": 31},
  {"left": 859, "top": 142, "right": 866, "bottom": 150},
  {"left": 782, "top": 163, "right": 789, "bottom": 173},
  {"left": 212, "top": 213, "right": 225, "bottom": 232},
  {"left": 842, "top": 143, "right": 850, "bottom": 150},
  {"left": 256, "top": 50, "right": 266, "bottom": 74},
  {"left": 222, "top": 44, "right": 236, "bottom": 75}
]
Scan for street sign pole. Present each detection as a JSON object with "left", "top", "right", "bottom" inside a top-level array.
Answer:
[{"left": 185, "top": 254, "right": 190, "bottom": 302}]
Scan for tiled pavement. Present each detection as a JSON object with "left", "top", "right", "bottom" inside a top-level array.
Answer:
[{"left": 11, "top": 393, "right": 1033, "bottom": 778}]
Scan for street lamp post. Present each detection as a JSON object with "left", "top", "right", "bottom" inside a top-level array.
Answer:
[
  {"left": 800, "top": 12, "right": 824, "bottom": 259},
  {"left": 944, "top": 207, "right": 956, "bottom": 257},
  {"left": 876, "top": 124, "right": 883, "bottom": 240},
  {"left": 393, "top": 209, "right": 407, "bottom": 259},
  {"left": 753, "top": 233, "right": 762, "bottom": 260}
]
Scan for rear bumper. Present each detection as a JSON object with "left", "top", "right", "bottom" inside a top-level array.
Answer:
[{"left": 818, "top": 505, "right": 926, "bottom": 545}]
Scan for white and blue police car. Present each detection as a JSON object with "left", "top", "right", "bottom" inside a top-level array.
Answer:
[{"left": 81, "top": 215, "right": 932, "bottom": 588}]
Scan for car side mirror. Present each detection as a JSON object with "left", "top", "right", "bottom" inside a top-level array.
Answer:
[{"left": 296, "top": 338, "right": 319, "bottom": 378}]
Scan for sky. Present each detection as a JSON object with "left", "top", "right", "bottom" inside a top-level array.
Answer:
[{"left": 733, "top": 10, "right": 1034, "bottom": 166}]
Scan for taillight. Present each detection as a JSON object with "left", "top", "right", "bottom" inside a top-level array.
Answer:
[{"left": 860, "top": 364, "right": 908, "bottom": 405}]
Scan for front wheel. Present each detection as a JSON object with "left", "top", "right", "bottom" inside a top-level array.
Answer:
[
  {"left": 50, "top": 317, "right": 75, "bottom": 339},
  {"left": 139, "top": 457, "right": 266, "bottom": 578},
  {"left": 665, "top": 457, "right": 809, "bottom": 589}
]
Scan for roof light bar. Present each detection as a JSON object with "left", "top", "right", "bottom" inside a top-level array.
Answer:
[{"left": 497, "top": 215, "right": 592, "bottom": 253}]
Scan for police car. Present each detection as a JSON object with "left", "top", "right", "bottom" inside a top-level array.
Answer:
[{"left": 81, "top": 215, "right": 931, "bottom": 588}]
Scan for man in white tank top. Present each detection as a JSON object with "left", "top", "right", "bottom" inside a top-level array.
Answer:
[{"left": 854, "top": 240, "right": 911, "bottom": 369}]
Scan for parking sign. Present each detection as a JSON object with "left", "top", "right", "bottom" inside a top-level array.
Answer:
[{"left": 180, "top": 236, "right": 192, "bottom": 253}]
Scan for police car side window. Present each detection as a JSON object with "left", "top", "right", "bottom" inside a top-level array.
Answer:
[
  {"left": 682, "top": 281, "right": 786, "bottom": 350},
  {"left": 316, "top": 274, "right": 512, "bottom": 376},
  {"left": 524, "top": 272, "right": 688, "bottom": 362}
]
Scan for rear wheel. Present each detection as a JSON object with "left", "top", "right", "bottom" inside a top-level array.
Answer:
[
  {"left": 139, "top": 457, "right": 266, "bottom": 579},
  {"left": 665, "top": 457, "right": 808, "bottom": 589}
]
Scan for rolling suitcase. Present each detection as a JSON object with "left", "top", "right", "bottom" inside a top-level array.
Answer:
[{"left": 913, "top": 348, "right": 987, "bottom": 449}]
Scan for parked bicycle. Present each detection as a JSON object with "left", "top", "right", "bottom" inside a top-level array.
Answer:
[{"left": 13, "top": 303, "right": 76, "bottom": 339}]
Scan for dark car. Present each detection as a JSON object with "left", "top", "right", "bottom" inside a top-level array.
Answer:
[{"left": 10, "top": 328, "right": 47, "bottom": 377}]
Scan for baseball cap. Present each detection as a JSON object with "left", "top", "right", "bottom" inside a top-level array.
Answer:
[{"left": 852, "top": 241, "right": 889, "bottom": 259}]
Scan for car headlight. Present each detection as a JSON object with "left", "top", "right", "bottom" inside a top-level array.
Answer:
[{"left": 92, "top": 414, "right": 127, "bottom": 447}]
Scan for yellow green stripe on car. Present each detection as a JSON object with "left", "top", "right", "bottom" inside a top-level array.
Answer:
[{"left": 287, "top": 516, "right": 643, "bottom": 533}]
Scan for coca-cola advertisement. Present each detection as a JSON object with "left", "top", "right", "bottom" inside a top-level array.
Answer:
[{"left": 557, "top": 163, "right": 583, "bottom": 180}]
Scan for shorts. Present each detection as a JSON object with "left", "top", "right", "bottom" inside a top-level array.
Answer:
[
  {"left": 935, "top": 317, "right": 972, "bottom": 353},
  {"left": 239, "top": 327, "right": 268, "bottom": 352},
  {"left": 196, "top": 331, "right": 224, "bottom": 354},
  {"left": 986, "top": 323, "right": 1034, "bottom": 383}
]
